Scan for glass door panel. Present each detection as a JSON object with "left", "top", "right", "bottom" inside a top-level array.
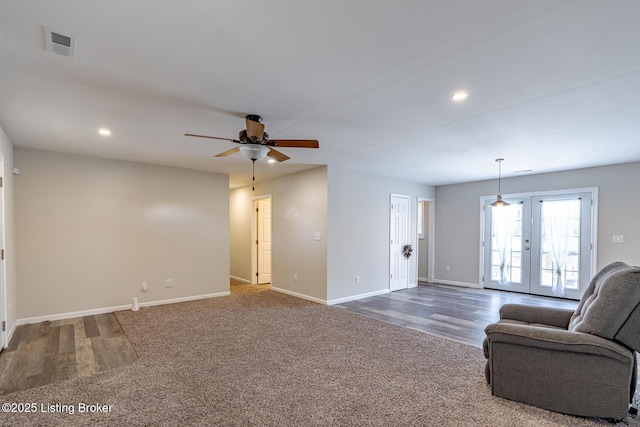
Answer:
[
  {"left": 530, "top": 193, "right": 592, "bottom": 299},
  {"left": 483, "top": 198, "right": 530, "bottom": 294}
]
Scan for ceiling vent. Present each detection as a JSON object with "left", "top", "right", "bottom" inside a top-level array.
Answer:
[{"left": 44, "top": 27, "right": 76, "bottom": 58}]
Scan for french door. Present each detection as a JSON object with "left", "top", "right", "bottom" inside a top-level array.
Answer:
[{"left": 483, "top": 190, "right": 594, "bottom": 300}]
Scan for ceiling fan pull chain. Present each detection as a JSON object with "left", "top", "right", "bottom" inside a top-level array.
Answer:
[{"left": 252, "top": 159, "right": 256, "bottom": 191}]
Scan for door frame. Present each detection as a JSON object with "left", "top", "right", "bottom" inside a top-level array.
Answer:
[
  {"left": 479, "top": 187, "right": 598, "bottom": 299},
  {"left": 417, "top": 197, "right": 436, "bottom": 284},
  {"left": 251, "top": 194, "right": 272, "bottom": 285},
  {"left": 0, "top": 157, "right": 4, "bottom": 349}
]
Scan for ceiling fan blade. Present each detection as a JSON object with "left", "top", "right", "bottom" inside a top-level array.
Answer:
[
  {"left": 246, "top": 119, "right": 265, "bottom": 140},
  {"left": 270, "top": 139, "right": 319, "bottom": 148},
  {"left": 215, "top": 147, "right": 240, "bottom": 158},
  {"left": 267, "top": 147, "right": 290, "bottom": 162},
  {"left": 185, "top": 133, "right": 239, "bottom": 142}
]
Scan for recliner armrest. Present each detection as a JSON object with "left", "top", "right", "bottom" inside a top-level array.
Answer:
[
  {"left": 485, "top": 322, "right": 633, "bottom": 362},
  {"left": 499, "top": 303, "right": 574, "bottom": 329}
]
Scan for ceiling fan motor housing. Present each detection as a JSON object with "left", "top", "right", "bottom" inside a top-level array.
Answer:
[{"left": 239, "top": 129, "right": 269, "bottom": 144}]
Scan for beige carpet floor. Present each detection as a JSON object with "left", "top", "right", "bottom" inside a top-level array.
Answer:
[{"left": 0, "top": 285, "right": 637, "bottom": 426}]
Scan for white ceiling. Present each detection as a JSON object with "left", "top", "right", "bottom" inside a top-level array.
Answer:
[{"left": 1, "top": 1, "right": 639, "bottom": 188}]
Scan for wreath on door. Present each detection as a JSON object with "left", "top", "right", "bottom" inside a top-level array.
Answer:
[{"left": 402, "top": 244, "right": 413, "bottom": 259}]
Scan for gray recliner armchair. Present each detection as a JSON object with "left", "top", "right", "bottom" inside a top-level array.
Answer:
[{"left": 483, "top": 261, "right": 640, "bottom": 420}]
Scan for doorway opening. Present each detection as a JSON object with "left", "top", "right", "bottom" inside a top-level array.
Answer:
[{"left": 417, "top": 198, "right": 435, "bottom": 284}]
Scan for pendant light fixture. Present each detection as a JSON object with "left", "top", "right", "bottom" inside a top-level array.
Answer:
[{"left": 490, "top": 158, "right": 510, "bottom": 207}]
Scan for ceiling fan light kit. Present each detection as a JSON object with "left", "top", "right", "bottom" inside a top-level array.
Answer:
[{"left": 239, "top": 144, "right": 269, "bottom": 161}]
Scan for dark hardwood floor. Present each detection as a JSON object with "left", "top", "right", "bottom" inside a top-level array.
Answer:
[
  {"left": 0, "top": 313, "right": 138, "bottom": 395},
  {"left": 337, "top": 282, "right": 578, "bottom": 348}
]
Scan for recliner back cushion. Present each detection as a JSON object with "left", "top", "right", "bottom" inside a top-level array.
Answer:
[{"left": 569, "top": 262, "right": 640, "bottom": 340}]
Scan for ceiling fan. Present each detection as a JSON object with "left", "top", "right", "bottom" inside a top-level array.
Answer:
[{"left": 185, "top": 114, "right": 319, "bottom": 163}]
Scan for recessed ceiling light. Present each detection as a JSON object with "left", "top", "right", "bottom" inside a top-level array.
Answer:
[
  {"left": 451, "top": 91, "right": 469, "bottom": 101},
  {"left": 98, "top": 128, "right": 111, "bottom": 136}
]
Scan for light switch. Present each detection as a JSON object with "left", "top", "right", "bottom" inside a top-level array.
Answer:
[
  {"left": 613, "top": 235, "right": 624, "bottom": 244},
  {"left": 314, "top": 232, "right": 322, "bottom": 241}
]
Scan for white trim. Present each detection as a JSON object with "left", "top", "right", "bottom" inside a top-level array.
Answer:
[
  {"left": 16, "top": 292, "right": 230, "bottom": 326},
  {"left": 408, "top": 282, "right": 417, "bottom": 289},
  {"left": 418, "top": 276, "right": 429, "bottom": 282},
  {"left": 435, "top": 279, "right": 482, "bottom": 289},
  {"left": 230, "top": 275, "right": 251, "bottom": 284},
  {"left": 7, "top": 322, "right": 17, "bottom": 347},
  {"left": 327, "top": 288, "right": 390, "bottom": 305},
  {"left": 0, "top": 156, "right": 6, "bottom": 349},
  {"left": 271, "top": 286, "right": 326, "bottom": 305},
  {"left": 480, "top": 186, "right": 599, "bottom": 202},
  {"left": 427, "top": 200, "right": 436, "bottom": 284}
]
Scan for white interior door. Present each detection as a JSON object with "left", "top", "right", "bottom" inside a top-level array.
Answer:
[
  {"left": 256, "top": 198, "right": 271, "bottom": 285},
  {"left": 390, "top": 194, "right": 410, "bottom": 292},
  {"left": 0, "top": 158, "right": 4, "bottom": 348}
]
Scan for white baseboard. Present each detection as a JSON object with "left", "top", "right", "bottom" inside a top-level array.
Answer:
[
  {"left": 434, "top": 279, "right": 482, "bottom": 289},
  {"left": 418, "top": 276, "right": 429, "bottom": 282},
  {"left": 270, "top": 287, "right": 327, "bottom": 305},
  {"left": 6, "top": 322, "right": 18, "bottom": 349},
  {"left": 408, "top": 282, "right": 417, "bottom": 289},
  {"left": 326, "top": 288, "right": 389, "bottom": 305},
  {"left": 230, "top": 275, "right": 252, "bottom": 284},
  {"left": 15, "top": 291, "right": 230, "bottom": 326}
]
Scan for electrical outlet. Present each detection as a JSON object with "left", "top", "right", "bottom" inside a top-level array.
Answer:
[
  {"left": 141, "top": 281, "right": 148, "bottom": 292},
  {"left": 294, "top": 274, "right": 298, "bottom": 282},
  {"left": 355, "top": 275, "right": 360, "bottom": 284},
  {"left": 165, "top": 279, "right": 174, "bottom": 288},
  {"left": 445, "top": 266, "right": 451, "bottom": 272}
]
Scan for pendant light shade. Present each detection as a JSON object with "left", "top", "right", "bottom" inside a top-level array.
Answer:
[{"left": 490, "top": 158, "right": 510, "bottom": 207}]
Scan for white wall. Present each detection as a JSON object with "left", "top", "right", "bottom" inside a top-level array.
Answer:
[
  {"left": 229, "top": 185, "right": 253, "bottom": 281},
  {"left": 326, "top": 166, "right": 435, "bottom": 303},
  {"left": 0, "top": 127, "right": 16, "bottom": 343},
  {"left": 435, "top": 161, "right": 640, "bottom": 286},
  {"left": 15, "top": 148, "right": 230, "bottom": 320},
  {"left": 257, "top": 167, "right": 328, "bottom": 301}
]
